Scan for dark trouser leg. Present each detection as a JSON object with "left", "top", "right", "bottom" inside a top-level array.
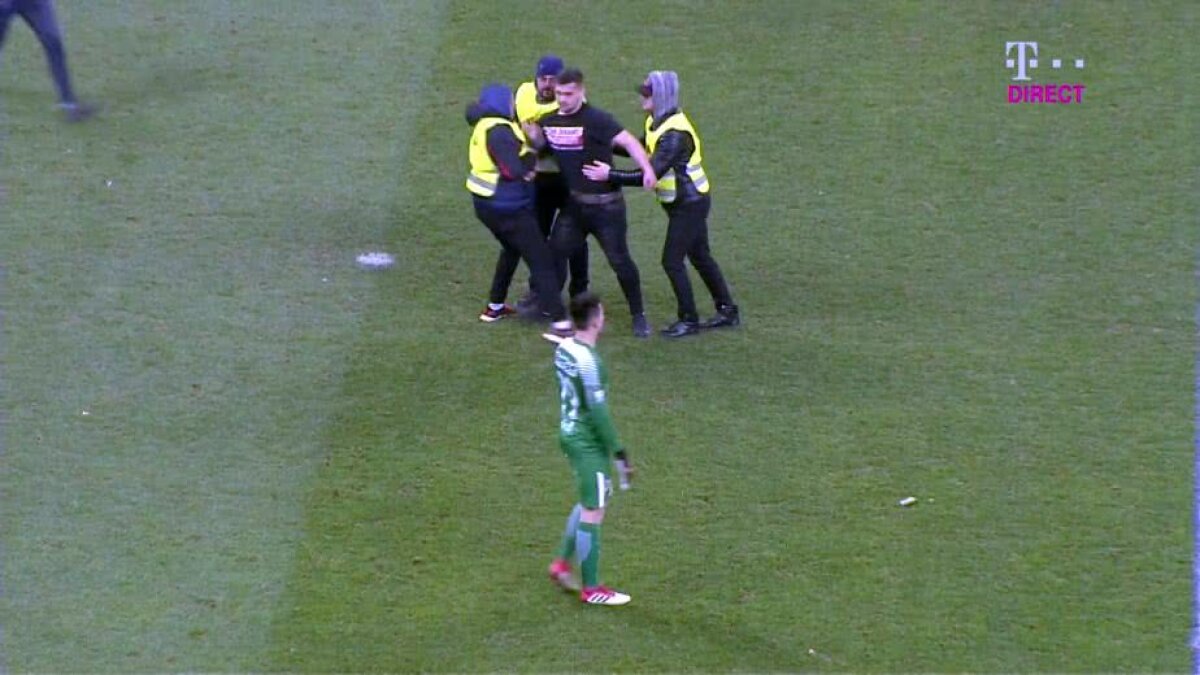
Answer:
[
  {"left": 561, "top": 209, "right": 590, "bottom": 298},
  {"left": 549, "top": 204, "right": 587, "bottom": 295},
  {"left": 587, "top": 202, "right": 644, "bottom": 317},
  {"left": 662, "top": 204, "right": 701, "bottom": 322},
  {"left": 683, "top": 198, "right": 735, "bottom": 309},
  {"left": 489, "top": 249, "right": 521, "bottom": 305},
  {"left": 20, "top": 0, "right": 75, "bottom": 104},
  {"left": 481, "top": 206, "right": 566, "bottom": 320},
  {"left": 537, "top": 174, "right": 589, "bottom": 297},
  {"left": 0, "top": 5, "right": 15, "bottom": 54},
  {"left": 534, "top": 177, "right": 566, "bottom": 294},
  {"left": 507, "top": 208, "right": 566, "bottom": 321},
  {"left": 478, "top": 210, "right": 522, "bottom": 305},
  {"left": 493, "top": 246, "right": 521, "bottom": 300}
]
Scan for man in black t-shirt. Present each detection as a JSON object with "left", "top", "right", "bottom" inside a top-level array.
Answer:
[{"left": 526, "top": 67, "right": 657, "bottom": 338}]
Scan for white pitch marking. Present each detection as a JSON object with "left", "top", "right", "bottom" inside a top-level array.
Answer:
[{"left": 355, "top": 252, "right": 395, "bottom": 269}]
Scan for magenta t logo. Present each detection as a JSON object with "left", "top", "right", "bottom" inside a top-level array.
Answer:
[
  {"left": 1005, "top": 42, "right": 1039, "bottom": 81},
  {"left": 1005, "top": 41, "right": 1087, "bottom": 105}
]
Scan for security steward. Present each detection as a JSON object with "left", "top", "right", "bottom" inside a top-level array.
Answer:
[
  {"left": 514, "top": 54, "right": 590, "bottom": 307},
  {"left": 466, "top": 82, "right": 573, "bottom": 341},
  {"left": 582, "top": 70, "right": 740, "bottom": 338}
]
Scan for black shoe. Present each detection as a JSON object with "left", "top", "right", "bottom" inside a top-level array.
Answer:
[
  {"left": 702, "top": 305, "right": 740, "bottom": 329},
  {"left": 515, "top": 292, "right": 543, "bottom": 319},
  {"left": 541, "top": 324, "right": 575, "bottom": 344},
  {"left": 61, "top": 102, "right": 97, "bottom": 123},
  {"left": 661, "top": 320, "right": 700, "bottom": 338},
  {"left": 632, "top": 314, "right": 651, "bottom": 338}
]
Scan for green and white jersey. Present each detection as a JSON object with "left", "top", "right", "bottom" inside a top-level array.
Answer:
[{"left": 554, "top": 338, "right": 621, "bottom": 454}]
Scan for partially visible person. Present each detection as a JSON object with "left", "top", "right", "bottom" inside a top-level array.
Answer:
[
  {"left": 0, "top": 0, "right": 95, "bottom": 121},
  {"left": 464, "top": 82, "right": 573, "bottom": 341},
  {"left": 525, "top": 67, "right": 657, "bottom": 339},
  {"left": 514, "top": 54, "right": 589, "bottom": 310},
  {"left": 548, "top": 292, "right": 635, "bottom": 606},
  {"left": 583, "top": 70, "right": 740, "bottom": 338}
]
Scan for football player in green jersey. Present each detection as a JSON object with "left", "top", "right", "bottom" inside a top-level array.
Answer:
[{"left": 548, "top": 293, "right": 635, "bottom": 606}]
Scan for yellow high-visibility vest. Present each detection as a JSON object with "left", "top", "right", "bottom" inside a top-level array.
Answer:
[
  {"left": 515, "top": 81, "right": 560, "bottom": 173},
  {"left": 466, "top": 117, "right": 530, "bottom": 197},
  {"left": 644, "top": 111, "right": 710, "bottom": 203},
  {"left": 515, "top": 81, "right": 559, "bottom": 123}
]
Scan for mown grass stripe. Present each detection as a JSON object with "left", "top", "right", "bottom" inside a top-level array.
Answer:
[{"left": 1, "top": 2, "right": 449, "bottom": 670}]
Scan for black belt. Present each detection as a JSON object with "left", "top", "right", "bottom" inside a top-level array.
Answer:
[{"left": 570, "top": 190, "right": 623, "bottom": 205}]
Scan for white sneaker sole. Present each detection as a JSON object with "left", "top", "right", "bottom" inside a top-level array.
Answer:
[{"left": 582, "top": 592, "right": 631, "bottom": 606}]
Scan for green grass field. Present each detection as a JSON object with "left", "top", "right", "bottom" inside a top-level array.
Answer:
[{"left": 2, "top": 1, "right": 1196, "bottom": 671}]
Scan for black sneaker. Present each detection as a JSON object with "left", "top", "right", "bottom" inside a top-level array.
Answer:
[
  {"left": 632, "top": 314, "right": 651, "bottom": 338},
  {"left": 660, "top": 320, "right": 699, "bottom": 338},
  {"left": 60, "top": 102, "right": 97, "bottom": 123},
  {"left": 515, "top": 291, "right": 542, "bottom": 319},
  {"left": 702, "top": 305, "right": 740, "bottom": 329},
  {"left": 541, "top": 324, "right": 575, "bottom": 344}
]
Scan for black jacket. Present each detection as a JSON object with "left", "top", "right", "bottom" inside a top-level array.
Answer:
[{"left": 609, "top": 111, "right": 706, "bottom": 206}]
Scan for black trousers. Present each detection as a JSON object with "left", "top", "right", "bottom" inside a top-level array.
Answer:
[
  {"left": 535, "top": 173, "right": 589, "bottom": 297},
  {"left": 500, "top": 173, "right": 589, "bottom": 299},
  {"left": 550, "top": 196, "right": 644, "bottom": 317},
  {"left": 0, "top": 0, "right": 76, "bottom": 104},
  {"left": 661, "top": 196, "right": 734, "bottom": 322},
  {"left": 475, "top": 202, "right": 566, "bottom": 321}
]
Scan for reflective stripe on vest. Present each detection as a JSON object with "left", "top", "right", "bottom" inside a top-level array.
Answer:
[
  {"left": 466, "top": 117, "right": 530, "bottom": 197},
  {"left": 644, "top": 112, "right": 710, "bottom": 204}
]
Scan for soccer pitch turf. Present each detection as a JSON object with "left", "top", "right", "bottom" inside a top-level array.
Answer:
[{"left": 1, "top": 1, "right": 1196, "bottom": 671}]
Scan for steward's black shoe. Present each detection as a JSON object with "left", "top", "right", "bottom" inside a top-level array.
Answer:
[
  {"left": 661, "top": 320, "right": 700, "bottom": 338},
  {"left": 702, "top": 305, "right": 740, "bottom": 329},
  {"left": 541, "top": 324, "right": 575, "bottom": 344},
  {"left": 61, "top": 102, "right": 97, "bottom": 123},
  {"left": 632, "top": 314, "right": 651, "bottom": 338},
  {"left": 515, "top": 292, "right": 542, "bottom": 319}
]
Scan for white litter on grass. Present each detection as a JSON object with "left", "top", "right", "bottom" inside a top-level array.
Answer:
[
  {"left": 807, "top": 647, "right": 833, "bottom": 663},
  {"left": 898, "top": 496, "right": 918, "bottom": 507},
  {"left": 355, "top": 252, "right": 395, "bottom": 269},
  {"left": 81, "top": 410, "right": 90, "bottom": 416}
]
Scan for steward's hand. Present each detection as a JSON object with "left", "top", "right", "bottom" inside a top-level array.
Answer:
[
  {"left": 641, "top": 171, "right": 657, "bottom": 192},
  {"left": 522, "top": 122, "right": 544, "bottom": 148},
  {"left": 582, "top": 161, "right": 611, "bottom": 182}
]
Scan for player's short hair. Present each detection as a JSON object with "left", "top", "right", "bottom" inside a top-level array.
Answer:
[
  {"left": 570, "top": 292, "right": 603, "bottom": 328},
  {"left": 557, "top": 68, "right": 585, "bottom": 86}
]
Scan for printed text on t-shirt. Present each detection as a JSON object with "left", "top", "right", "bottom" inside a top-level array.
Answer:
[{"left": 545, "top": 126, "right": 584, "bottom": 151}]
